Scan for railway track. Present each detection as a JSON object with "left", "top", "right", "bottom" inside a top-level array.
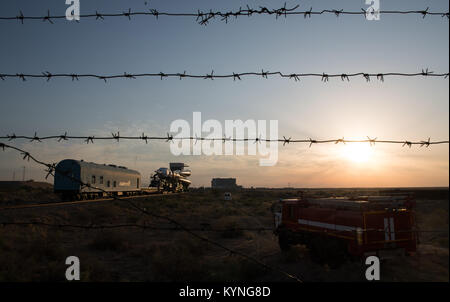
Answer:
[{"left": 0, "top": 191, "right": 185, "bottom": 211}]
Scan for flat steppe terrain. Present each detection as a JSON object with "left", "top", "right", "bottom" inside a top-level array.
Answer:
[{"left": 0, "top": 185, "right": 448, "bottom": 282}]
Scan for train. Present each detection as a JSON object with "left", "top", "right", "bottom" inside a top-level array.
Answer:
[
  {"left": 272, "top": 194, "right": 417, "bottom": 267},
  {"left": 54, "top": 159, "right": 191, "bottom": 200}
]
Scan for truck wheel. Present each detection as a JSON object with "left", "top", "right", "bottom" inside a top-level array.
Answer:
[
  {"left": 309, "top": 236, "right": 348, "bottom": 268},
  {"left": 309, "top": 236, "right": 326, "bottom": 264}
]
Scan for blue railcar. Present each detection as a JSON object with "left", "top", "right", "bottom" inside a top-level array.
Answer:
[{"left": 54, "top": 159, "right": 141, "bottom": 199}]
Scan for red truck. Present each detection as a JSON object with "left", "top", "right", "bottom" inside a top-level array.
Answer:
[{"left": 273, "top": 194, "right": 417, "bottom": 267}]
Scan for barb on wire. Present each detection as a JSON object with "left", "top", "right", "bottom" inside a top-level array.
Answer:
[
  {"left": 420, "top": 137, "right": 431, "bottom": 148},
  {"left": 140, "top": 132, "right": 148, "bottom": 144},
  {"left": 0, "top": 5, "right": 448, "bottom": 25},
  {"left": 341, "top": 74, "right": 349, "bottom": 81},
  {"left": 30, "top": 132, "right": 41, "bottom": 142},
  {"left": 58, "top": 132, "right": 68, "bottom": 142},
  {"left": 0, "top": 142, "right": 303, "bottom": 283},
  {"left": 0, "top": 70, "right": 448, "bottom": 82},
  {"left": 367, "top": 136, "right": 377, "bottom": 146},
  {"left": 1, "top": 133, "right": 448, "bottom": 147},
  {"left": 85, "top": 136, "right": 95, "bottom": 144},
  {"left": 377, "top": 74, "right": 384, "bottom": 82},
  {"left": 363, "top": 73, "right": 370, "bottom": 82},
  {"left": 95, "top": 11, "right": 104, "bottom": 20},
  {"left": 42, "top": 10, "right": 53, "bottom": 24},
  {"left": 112, "top": 131, "right": 120, "bottom": 142},
  {"left": 178, "top": 71, "right": 186, "bottom": 80},
  {"left": 335, "top": 137, "right": 346, "bottom": 145},
  {"left": 123, "top": 8, "right": 132, "bottom": 21}
]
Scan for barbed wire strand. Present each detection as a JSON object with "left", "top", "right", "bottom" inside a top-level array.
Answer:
[
  {"left": 0, "top": 142, "right": 303, "bottom": 283},
  {"left": 0, "top": 69, "right": 448, "bottom": 82},
  {"left": 1, "top": 133, "right": 448, "bottom": 148},
  {"left": 0, "top": 221, "right": 274, "bottom": 232},
  {"left": 1, "top": 221, "right": 447, "bottom": 234},
  {"left": 0, "top": 5, "right": 448, "bottom": 25}
]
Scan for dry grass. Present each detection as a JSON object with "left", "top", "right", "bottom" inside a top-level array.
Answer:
[{"left": 0, "top": 187, "right": 448, "bottom": 281}]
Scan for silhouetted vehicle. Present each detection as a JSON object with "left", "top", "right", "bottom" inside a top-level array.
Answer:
[
  {"left": 149, "top": 163, "right": 191, "bottom": 193},
  {"left": 54, "top": 159, "right": 141, "bottom": 200},
  {"left": 273, "top": 194, "right": 417, "bottom": 267}
]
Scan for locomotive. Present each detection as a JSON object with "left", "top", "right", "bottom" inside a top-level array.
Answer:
[
  {"left": 54, "top": 159, "right": 191, "bottom": 199},
  {"left": 273, "top": 194, "right": 417, "bottom": 267}
]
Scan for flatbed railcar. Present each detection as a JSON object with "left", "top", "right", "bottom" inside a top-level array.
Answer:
[{"left": 273, "top": 194, "right": 417, "bottom": 267}]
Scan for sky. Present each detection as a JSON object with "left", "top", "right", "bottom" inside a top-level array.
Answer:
[{"left": 0, "top": 0, "right": 448, "bottom": 188}]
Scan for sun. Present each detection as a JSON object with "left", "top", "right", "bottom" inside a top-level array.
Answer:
[{"left": 342, "top": 143, "right": 373, "bottom": 163}]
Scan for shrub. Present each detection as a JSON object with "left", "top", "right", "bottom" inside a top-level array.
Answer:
[
  {"left": 88, "top": 231, "right": 127, "bottom": 251},
  {"left": 215, "top": 216, "right": 244, "bottom": 238},
  {"left": 149, "top": 244, "right": 206, "bottom": 281},
  {"left": 208, "top": 257, "right": 268, "bottom": 281}
]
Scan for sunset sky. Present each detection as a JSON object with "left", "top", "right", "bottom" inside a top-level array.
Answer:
[{"left": 0, "top": 0, "right": 448, "bottom": 187}]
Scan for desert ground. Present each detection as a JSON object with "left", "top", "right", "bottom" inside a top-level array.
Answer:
[{"left": 0, "top": 184, "right": 448, "bottom": 282}]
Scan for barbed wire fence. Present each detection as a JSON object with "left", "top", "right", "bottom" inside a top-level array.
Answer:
[
  {"left": 0, "top": 134, "right": 448, "bottom": 280},
  {"left": 1, "top": 69, "right": 448, "bottom": 82},
  {"left": 0, "top": 221, "right": 447, "bottom": 235},
  {"left": 0, "top": 4, "right": 448, "bottom": 25},
  {"left": 1, "top": 133, "right": 448, "bottom": 148},
  {"left": 1, "top": 2, "right": 449, "bottom": 281},
  {"left": 0, "top": 141, "right": 303, "bottom": 282},
  {"left": 0, "top": 140, "right": 447, "bottom": 236}
]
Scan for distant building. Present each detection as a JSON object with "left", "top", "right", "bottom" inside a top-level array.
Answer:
[{"left": 211, "top": 178, "right": 242, "bottom": 190}]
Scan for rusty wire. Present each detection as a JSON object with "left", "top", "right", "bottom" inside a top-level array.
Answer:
[
  {"left": 0, "top": 69, "right": 448, "bottom": 82},
  {"left": 0, "top": 142, "right": 303, "bottom": 282},
  {"left": 1, "top": 133, "right": 448, "bottom": 148},
  {"left": 0, "top": 5, "right": 448, "bottom": 25}
]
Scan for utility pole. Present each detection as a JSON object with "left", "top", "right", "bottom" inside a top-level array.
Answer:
[{"left": 22, "top": 166, "right": 25, "bottom": 181}]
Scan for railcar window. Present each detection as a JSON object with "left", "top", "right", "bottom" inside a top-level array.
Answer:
[
  {"left": 92, "top": 175, "right": 96, "bottom": 184},
  {"left": 137, "top": 178, "right": 139, "bottom": 188},
  {"left": 113, "top": 181, "right": 117, "bottom": 187},
  {"left": 100, "top": 176, "right": 103, "bottom": 184},
  {"left": 107, "top": 180, "right": 110, "bottom": 187}
]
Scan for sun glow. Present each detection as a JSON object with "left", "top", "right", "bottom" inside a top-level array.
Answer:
[{"left": 342, "top": 143, "right": 374, "bottom": 163}]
